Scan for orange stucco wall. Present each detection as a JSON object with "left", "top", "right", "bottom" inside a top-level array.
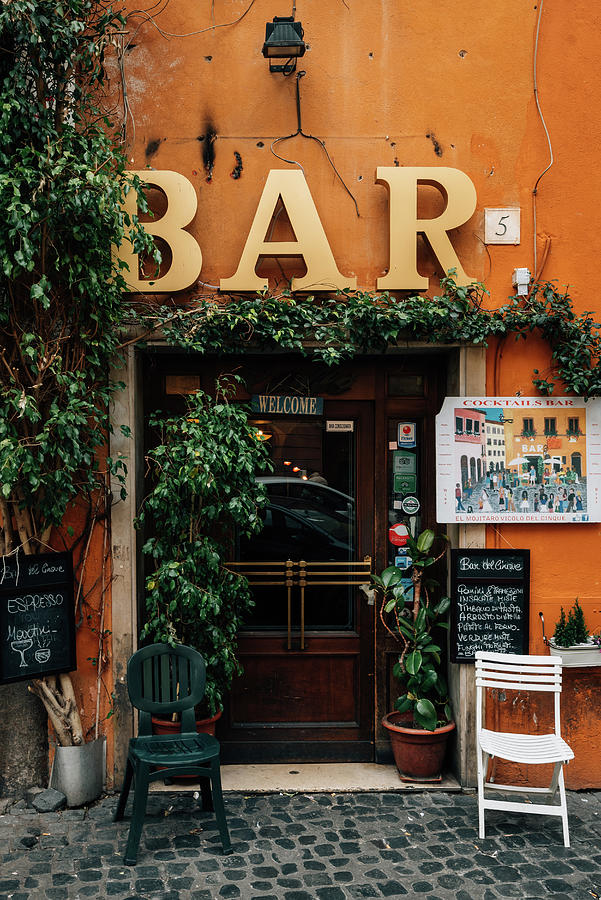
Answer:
[
  {"left": 105, "top": 1, "right": 601, "bottom": 787},
  {"left": 54, "top": 503, "right": 114, "bottom": 787}
]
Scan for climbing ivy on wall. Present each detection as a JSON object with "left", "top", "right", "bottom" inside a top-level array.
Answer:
[
  {"left": 133, "top": 274, "right": 601, "bottom": 398},
  {"left": 0, "top": 0, "right": 156, "bottom": 778},
  {"left": 0, "top": 0, "right": 154, "bottom": 553}
]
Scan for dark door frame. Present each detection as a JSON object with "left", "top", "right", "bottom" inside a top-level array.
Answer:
[
  {"left": 139, "top": 351, "right": 448, "bottom": 764},
  {"left": 221, "top": 398, "right": 375, "bottom": 763}
]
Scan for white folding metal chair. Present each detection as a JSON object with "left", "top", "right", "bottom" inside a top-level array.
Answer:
[{"left": 475, "top": 651, "right": 574, "bottom": 847}]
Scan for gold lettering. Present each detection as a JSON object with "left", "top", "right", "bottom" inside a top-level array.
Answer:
[
  {"left": 269, "top": 396, "right": 276, "bottom": 413},
  {"left": 309, "top": 398, "right": 317, "bottom": 414},
  {"left": 376, "top": 167, "right": 477, "bottom": 290},
  {"left": 283, "top": 397, "right": 291, "bottom": 414},
  {"left": 298, "top": 398, "right": 307, "bottom": 414},
  {"left": 258, "top": 396, "right": 268, "bottom": 412},
  {"left": 117, "top": 171, "right": 202, "bottom": 292},
  {"left": 220, "top": 170, "right": 357, "bottom": 292}
]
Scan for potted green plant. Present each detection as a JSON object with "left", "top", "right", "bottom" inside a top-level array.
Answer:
[
  {"left": 137, "top": 378, "right": 271, "bottom": 728},
  {"left": 547, "top": 599, "right": 601, "bottom": 667},
  {"left": 372, "top": 529, "right": 455, "bottom": 781}
]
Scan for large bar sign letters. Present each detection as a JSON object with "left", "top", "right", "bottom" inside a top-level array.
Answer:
[{"left": 117, "top": 167, "right": 477, "bottom": 293}]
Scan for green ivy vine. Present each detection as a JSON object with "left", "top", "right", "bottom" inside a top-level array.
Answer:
[
  {"left": 133, "top": 274, "right": 601, "bottom": 398},
  {"left": 0, "top": 0, "right": 155, "bottom": 554}
]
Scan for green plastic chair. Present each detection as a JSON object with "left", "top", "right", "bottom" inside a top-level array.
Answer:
[{"left": 114, "top": 643, "right": 232, "bottom": 865}]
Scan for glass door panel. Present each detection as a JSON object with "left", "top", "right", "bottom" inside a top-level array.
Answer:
[
  {"left": 223, "top": 399, "right": 374, "bottom": 762},
  {"left": 239, "top": 418, "right": 356, "bottom": 633}
]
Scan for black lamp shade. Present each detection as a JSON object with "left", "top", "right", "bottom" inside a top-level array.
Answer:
[{"left": 262, "top": 17, "right": 306, "bottom": 60}]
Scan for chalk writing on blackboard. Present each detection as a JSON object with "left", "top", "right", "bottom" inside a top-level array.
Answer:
[
  {"left": 450, "top": 550, "right": 530, "bottom": 663},
  {"left": 455, "top": 554, "right": 525, "bottom": 578},
  {"left": 0, "top": 553, "right": 76, "bottom": 684}
]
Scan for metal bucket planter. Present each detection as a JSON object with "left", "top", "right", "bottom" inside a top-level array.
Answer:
[{"left": 49, "top": 736, "right": 106, "bottom": 807}]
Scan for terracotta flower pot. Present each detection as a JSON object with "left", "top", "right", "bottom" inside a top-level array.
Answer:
[
  {"left": 151, "top": 710, "right": 222, "bottom": 782},
  {"left": 151, "top": 708, "right": 222, "bottom": 737},
  {"left": 382, "top": 711, "right": 455, "bottom": 782}
]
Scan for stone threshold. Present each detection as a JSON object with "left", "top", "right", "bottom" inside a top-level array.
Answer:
[{"left": 150, "top": 763, "right": 461, "bottom": 794}]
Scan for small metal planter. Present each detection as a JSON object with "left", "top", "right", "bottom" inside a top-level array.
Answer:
[
  {"left": 548, "top": 640, "right": 601, "bottom": 668},
  {"left": 49, "top": 736, "right": 106, "bottom": 807}
]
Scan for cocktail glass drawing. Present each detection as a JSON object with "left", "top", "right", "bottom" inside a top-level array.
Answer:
[{"left": 11, "top": 638, "right": 33, "bottom": 668}]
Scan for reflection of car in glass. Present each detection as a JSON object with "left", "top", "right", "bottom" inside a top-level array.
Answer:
[
  {"left": 241, "top": 503, "right": 351, "bottom": 562},
  {"left": 256, "top": 477, "right": 354, "bottom": 545},
  {"left": 239, "top": 477, "right": 355, "bottom": 561}
]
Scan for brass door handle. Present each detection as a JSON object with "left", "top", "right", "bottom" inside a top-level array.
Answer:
[{"left": 226, "top": 557, "right": 372, "bottom": 652}]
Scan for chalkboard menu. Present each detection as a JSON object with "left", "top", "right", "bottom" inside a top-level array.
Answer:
[
  {"left": 450, "top": 549, "right": 530, "bottom": 663},
  {"left": 0, "top": 552, "right": 76, "bottom": 684}
]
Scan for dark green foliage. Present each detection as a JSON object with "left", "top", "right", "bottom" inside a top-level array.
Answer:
[
  {"left": 137, "top": 380, "right": 272, "bottom": 716},
  {"left": 0, "top": 0, "right": 154, "bottom": 548},
  {"left": 145, "top": 276, "right": 494, "bottom": 366},
  {"left": 553, "top": 607, "right": 568, "bottom": 646},
  {"left": 138, "top": 275, "right": 601, "bottom": 399},
  {"left": 553, "top": 598, "right": 589, "bottom": 647}
]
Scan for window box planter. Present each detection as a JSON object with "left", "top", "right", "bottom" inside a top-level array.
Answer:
[{"left": 548, "top": 639, "right": 601, "bottom": 668}]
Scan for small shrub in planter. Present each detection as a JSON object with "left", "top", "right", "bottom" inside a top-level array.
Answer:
[
  {"left": 548, "top": 599, "right": 601, "bottom": 667},
  {"left": 552, "top": 599, "right": 588, "bottom": 647}
]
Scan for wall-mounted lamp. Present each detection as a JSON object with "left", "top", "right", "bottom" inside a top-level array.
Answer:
[{"left": 262, "top": 16, "right": 305, "bottom": 74}]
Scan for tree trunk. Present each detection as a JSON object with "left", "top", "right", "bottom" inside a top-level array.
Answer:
[
  {"left": 29, "top": 675, "right": 84, "bottom": 747},
  {"left": 0, "top": 682, "right": 48, "bottom": 798}
]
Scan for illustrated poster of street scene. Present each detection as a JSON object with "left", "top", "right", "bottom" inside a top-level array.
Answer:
[{"left": 436, "top": 397, "right": 601, "bottom": 523}]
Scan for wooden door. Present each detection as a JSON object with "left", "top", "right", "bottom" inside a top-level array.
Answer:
[{"left": 220, "top": 400, "right": 375, "bottom": 762}]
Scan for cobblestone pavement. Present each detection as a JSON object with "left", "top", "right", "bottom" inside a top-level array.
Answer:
[{"left": 1, "top": 789, "right": 601, "bottom": 899}]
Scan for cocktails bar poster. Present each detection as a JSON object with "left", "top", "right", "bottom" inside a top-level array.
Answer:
[{"left": 436, "top": 397, "right": 601, "bottom": 524}]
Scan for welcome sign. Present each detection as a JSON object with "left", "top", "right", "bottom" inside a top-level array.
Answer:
[{"left": 251, "top": 395, "right": 324, "bottom": 415}]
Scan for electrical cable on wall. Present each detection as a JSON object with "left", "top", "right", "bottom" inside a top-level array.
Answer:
[
  {"left": 532, "top": 0, "right": 554, "bottom": 278},
  {"left": 115, "top": 32, "right": 135, "bottom": 149},
  {"left": 270, "top": 71, "right": 360, "bottom": 217},
  {"left": 124, "top": 0, "right": 257, "bottom": 50},
  {"left": 115, "top": 1, "right": 258, "bottom": 146}
]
